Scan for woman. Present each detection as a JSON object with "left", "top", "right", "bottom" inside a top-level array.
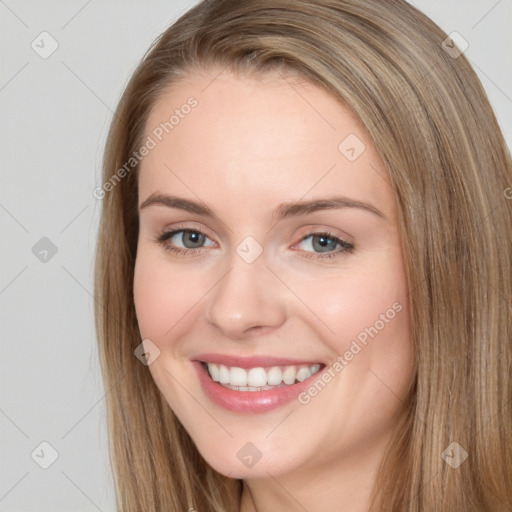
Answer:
[{"left": 94, "top": 0, "right": 512, "bottom": 510}]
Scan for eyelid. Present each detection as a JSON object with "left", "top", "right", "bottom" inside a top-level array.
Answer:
[
  {"left": 168, "top": 224, "right": 353, "bottom": 243},
  {"left": 154, "top": 224, "right": 355, "bottom": 259},
  {"left": 294, "top": 224, "right": 354, "bottom": 243},
  {"left": 160, "top": 222, "right": 217, "bottom": 241}
]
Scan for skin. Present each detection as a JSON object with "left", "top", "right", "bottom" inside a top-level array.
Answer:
[{"left": 133, "top": 68, "right": 415, "bottom": 512}]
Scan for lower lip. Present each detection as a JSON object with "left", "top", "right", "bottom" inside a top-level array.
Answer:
[{"left": 193, "top": 361, "right": 322, "bottom": 414}]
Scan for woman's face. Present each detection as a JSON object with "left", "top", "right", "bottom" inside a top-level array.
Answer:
[{"left": 134, "top": 69, "right": 415, "bottom": 480}]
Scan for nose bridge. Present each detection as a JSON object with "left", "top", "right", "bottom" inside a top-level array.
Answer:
[{"left": 204, "top": 244, "right": 286, "bottom": 338}]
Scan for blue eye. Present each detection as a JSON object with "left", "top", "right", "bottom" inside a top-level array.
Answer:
[
  {"left": 156, "top": 229, "right": 215, "bottom": 255},
  {"left": 155, "top": 229, "right": 355, "bottom": 259},
  {"left": 295, "top": 232, "right": 355, "bottom": 259}
]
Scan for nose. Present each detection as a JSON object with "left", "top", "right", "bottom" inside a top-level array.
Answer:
[{"left": 204, "top": 252, "right": 287, "bottom": 340}]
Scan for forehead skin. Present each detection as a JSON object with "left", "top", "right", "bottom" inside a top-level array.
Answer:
[{"left": 138, "top": 69, "right": 399, "bottom": 237}]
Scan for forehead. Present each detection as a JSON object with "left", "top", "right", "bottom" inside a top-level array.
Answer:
[{"left": 138, "top": 69, "right": 396, "bottom": 221}]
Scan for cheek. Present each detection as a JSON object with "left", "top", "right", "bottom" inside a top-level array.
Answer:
[
  {"left": 292, "top": 249, "right": 414, "bottom": 406},
  {"left": 320, "top": 251, "right": 414, "bottom": 413},
  {"left": 133, "top": 249, "right": 203, "bottom": 345},
  {"left": 290, "top": 253, "right": 409, "bottom": 354},
  {"left": 328, "top": 277, "right": 408, "bottom": 348}
]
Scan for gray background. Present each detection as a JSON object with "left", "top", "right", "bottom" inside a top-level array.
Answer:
[{"left": 1, "top": 1, "right": 511, "bottom": 510}]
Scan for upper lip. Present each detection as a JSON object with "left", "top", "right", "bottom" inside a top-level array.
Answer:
[{"left": 193, "top": 353, "right": 325, "bottom": 369}]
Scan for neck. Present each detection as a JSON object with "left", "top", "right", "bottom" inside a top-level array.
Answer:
[{"left": 239, "top": 442, "right": 386, "bottom": 512}]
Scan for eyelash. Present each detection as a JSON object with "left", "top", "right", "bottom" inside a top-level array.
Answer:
[{"left": 154, "top": 228, "right": 355, "bottom": 260}]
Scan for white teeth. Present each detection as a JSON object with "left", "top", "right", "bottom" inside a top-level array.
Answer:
[
  {"left": 247, "top": 367, "right": 267, "bottom": 387},
  {"left": 230, "top": 366, "right": 247, "bottom": 386},
  {"left": 267, "top": 366, "right": 283, "bottom": 385},
  {"left": 218, "top": 364, "right": 230, "bottom": 384},
  {"left": 282, "top": 366, "right": 296, "bottom": 385},
  {"left": 208, "top": 363, "right": 220, "bottom": 382},
  {"left": 296, "top": 367, "right": 312, "bottom": 382},
  {"left": 206, "top": 362, "right": 322, "bottom": 390}
]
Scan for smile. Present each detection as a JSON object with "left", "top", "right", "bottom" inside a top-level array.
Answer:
[
  {"left": 193, "top": 356, "right": 326, "bottom": 413},
  {"left": 203, "top": 362, "right": 322, "bottom": 391}
]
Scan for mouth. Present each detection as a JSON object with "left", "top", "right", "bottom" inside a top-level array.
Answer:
[
  {"left": 200, "top": 361, "right": 325, "bottom": 391},
  {"left": 192, "top": 355, "right": 327, "bottom": 413}
]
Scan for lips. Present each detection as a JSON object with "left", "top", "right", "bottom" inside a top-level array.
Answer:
[
  {"left": 192, "top": 353, "right": 326, "bottom": 413},
  {"left": 193, "top": 352, "right": 325, "bottom": 369}
]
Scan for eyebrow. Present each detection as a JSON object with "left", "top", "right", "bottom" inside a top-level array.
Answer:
[{"left": 139, "top": 193, "right": 385, "bottom": 220}]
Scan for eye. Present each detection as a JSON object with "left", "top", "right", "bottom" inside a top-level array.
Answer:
[
  {"left": 154, "top": 228, "right": 354, "bottom": 260},
  {"left": 295, "top": 232, "right": 355, "bottom": 259},
  {"left": 155, "top": 228, "right": 215, "bottom": 255}
]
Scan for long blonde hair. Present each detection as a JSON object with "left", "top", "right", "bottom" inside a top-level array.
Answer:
[{"left": 94, "top": 1, "right": 512, "bottom": 510}]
